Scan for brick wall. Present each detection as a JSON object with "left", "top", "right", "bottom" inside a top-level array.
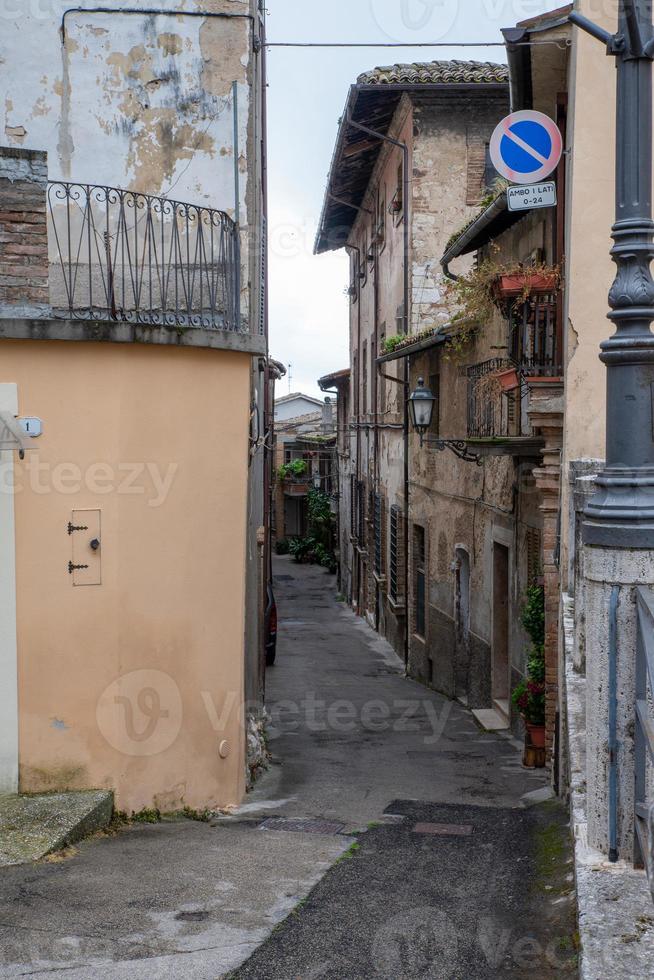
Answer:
[{"left": 0, "top": 147, "right": 49, "bottom": 311}]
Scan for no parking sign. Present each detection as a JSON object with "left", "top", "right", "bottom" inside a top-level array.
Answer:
[{"left": 489, "top": 110, "right": 563, "bottom": 185}]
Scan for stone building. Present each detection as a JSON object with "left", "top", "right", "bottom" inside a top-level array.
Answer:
[
  {"left": 272, "top": 398, "right": 336, "bottom": 544},
  {"left": 0, "top": 0, "right": 270, "bottom": 813},
  {"left": 315, "top": 59, "right": 511, "bottom": 698}
]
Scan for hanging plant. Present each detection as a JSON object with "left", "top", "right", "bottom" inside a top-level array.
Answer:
[
  {"left": 445, "top": 257, "right": 560, "bottom": 358},
  {"left": 278, "top": 459, "right": 308, "bottom": 481}
]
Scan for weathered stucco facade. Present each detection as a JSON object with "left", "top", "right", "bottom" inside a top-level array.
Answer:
[
  {"left": 0, "top": 1, "right": 268, "bottom": 811},
  {"left": 316, "top": 61, "right": 510, "bottom": 699}
]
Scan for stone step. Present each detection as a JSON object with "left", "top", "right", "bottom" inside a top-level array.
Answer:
[
  {"left": 0, "top": 790, "right": 113, "bottom": 866},
  {"left": 472, "top": 707, "right": 510, "bottom": 732}
]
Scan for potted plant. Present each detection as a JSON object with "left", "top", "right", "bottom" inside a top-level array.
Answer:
[
  {"left": 493, "top": 264, "right": 560, "bottom": 301},
  {"left": 495, "top": 366, "right": 521, "bottom": 392},
  {"left": 512, "top": 676, "right": 546, "bottom": 747},
  {"left": 512, "top": 585, "right": 546, "bottom": 761},
  {"left": 278, "top": 459, "right": 309, "bottom": 482}
]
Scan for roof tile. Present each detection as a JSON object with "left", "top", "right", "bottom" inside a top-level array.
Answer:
[{"left": 357, "top": 59, "right": 509, "bottom": 87}]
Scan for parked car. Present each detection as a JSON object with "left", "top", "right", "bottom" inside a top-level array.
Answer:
[{"left": 265, "top": 582, "right": 277, "bottom": 666}]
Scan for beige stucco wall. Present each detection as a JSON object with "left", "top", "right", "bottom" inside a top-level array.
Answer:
[
  {"left": 2, "top": 339, "right": 249, "bottom": 812},
  {"left": 562, "top": 2, "right": 618, "bottom": 582}
]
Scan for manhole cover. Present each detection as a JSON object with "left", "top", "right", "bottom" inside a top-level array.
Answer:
[
  {"left": 412, "top": 822, "right": 473, "bottom": 837},
  {"left": 258, "top": 817, "right": 345, "bottom": 835},
  {"left": 276, "top": 575, "right": 294, "bottom": 581},
  {"left": 175, "top": 910, "right": 210, "bottom": 922}
]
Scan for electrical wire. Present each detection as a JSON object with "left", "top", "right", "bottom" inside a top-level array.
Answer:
[{"left": 265, "top": 40, "right": 571, "bottom": 49}]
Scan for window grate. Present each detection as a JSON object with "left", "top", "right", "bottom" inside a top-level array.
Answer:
[
  {"left": 413, "top": 525, "right": 426, "bottom": 637},
  {"left": 390, "top": 505, "right": 401, "bottom": 601},
  {"left": 374, "top": 494, "right": 383, "bottom": 577}
]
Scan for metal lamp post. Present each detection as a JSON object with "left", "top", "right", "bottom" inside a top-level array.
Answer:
[{"left": 570, "top": 1, "right": 654, "bottom": 546}]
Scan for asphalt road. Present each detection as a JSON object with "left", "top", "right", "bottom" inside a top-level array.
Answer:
[
  {"left": 0, "top": 558, "right": 575, "bottom": 979},
  {"left": 232, "top": 798, "right": 577, "bottom": 979}
]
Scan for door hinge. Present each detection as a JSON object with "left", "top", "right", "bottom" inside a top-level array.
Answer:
[
  {"left": 68, "top": 561, "right": 89, "bottom": 574},
  {"left": 68, "top": 522, "right": 89, "bottom": 535}
]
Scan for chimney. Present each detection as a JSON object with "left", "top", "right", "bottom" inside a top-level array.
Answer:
[{"left": 321, "top": 396, "right": 334, "bottom": 434}]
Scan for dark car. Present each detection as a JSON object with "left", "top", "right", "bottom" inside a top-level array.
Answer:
[{"left": 265, "top": 582, "right": 277, "bottom": 666}]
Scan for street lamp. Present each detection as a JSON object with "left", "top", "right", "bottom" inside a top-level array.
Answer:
[
  {"left": 408, "top": 377, "right": 482, "bottom": 465},
  {"left": 570, "top": 1, "right": 654, "bottom": 546},
  {"left": 408, "top": 377, "right": 436, "bottom": 447}
]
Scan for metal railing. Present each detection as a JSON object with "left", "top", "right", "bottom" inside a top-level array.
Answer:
[
  {"left": 467, "top": 357, "right": 516, "bottom": 438},
  {"left": 509, "top": 295, "right": 561, "bottom": 377},
  {"left": 47, "top": 181, "right": 241, "bottom": 330},
  {"left": 467, "top": 295, "right": 563, "bottom": 439},
  {"left": 635, "top": 586, "right": 654, "bottom": 897}
]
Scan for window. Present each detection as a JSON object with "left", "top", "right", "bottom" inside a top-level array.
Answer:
[
  {"left": 396, "top": 301, "right": 406, "bottom": 336},
  {"left": 360, "top": 232, "right": 368, "bottom": 287},
  {"left": 362, "top": 341, "right": 368, "bottom": 417},
  {"left": 466, "top": 132, "right": 492, "bottom": 205},
  {"left": 526, "top": 527, "right": 543, "bottom": 585},
  {"left": 379, "top": 323, "right": 386, "bottom": 411},
  {"left": 429, "top": 373, "right": 440, "bottom": 437},
  {"left": 414, "top": 525, "right": 426, "bottom": 638},
  {"left": 391, "top": 162, "right": 403, "bottom": 223},
  {"left": 484, "top": 143, "right": 496, "bottom": 193},
  {"left": 357, "top": 481, "right": 366, "bottom": 545},
  {"left": 349, "top": 250, "right": 360, "bottom": 303},
  {"left": 374, "top": 494, "right": 384, "bottom": 577},
  {"left": 376, "top": 190, "right": 386, "bottom": 250},
  {"left": 350, "top": 476, "right": 357, "bottom": 538},
  {"left": 455, "top": 547, "right": 470, "bottom": 640},
  {"left": 389, "top": 505, "right": 403, "bottom": 602}
]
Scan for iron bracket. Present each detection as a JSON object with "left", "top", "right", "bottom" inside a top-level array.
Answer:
[{"left": 421, "top": 435, "right": 483, "bottom": 467}]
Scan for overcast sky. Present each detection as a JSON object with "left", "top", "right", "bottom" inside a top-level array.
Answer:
[{"left": 266, "top": 0, "right": 558, "bottom": 399}]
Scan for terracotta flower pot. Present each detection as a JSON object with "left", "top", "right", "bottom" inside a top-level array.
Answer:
[
  {"left": 494, "top": 273, "right": 559, "bottom": 299},
  {"left": 496, "top": 367, "right": 520, "bottom": 392},
  {"left": 526, "top": 722, "right": 546, "bottom": 748}
]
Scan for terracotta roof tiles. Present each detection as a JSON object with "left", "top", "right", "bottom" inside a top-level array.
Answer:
[{"left": 357, "top": 59, "right": 509, "bottom": 87}]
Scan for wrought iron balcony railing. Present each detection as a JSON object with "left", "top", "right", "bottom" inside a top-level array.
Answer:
[
  {"left": 467, "top": 297, "right": 563, "bottom": 440},
  {"left": 47, "top": 182, "right": 241, "bottom": 331},
  {"left": 467, "top": 358, "right": 517, "bottom": 439},
  {"left": 509, "top": 294, "right": 561, "bottom": 377}
]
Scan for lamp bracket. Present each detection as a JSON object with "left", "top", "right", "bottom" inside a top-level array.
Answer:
[{"left": 421, "top": 435, "right": 483, "bottom": 467}]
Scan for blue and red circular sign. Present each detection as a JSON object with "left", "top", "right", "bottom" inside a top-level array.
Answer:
[{"left": 489, "top": 110, "right": 563, "bottom": 185}]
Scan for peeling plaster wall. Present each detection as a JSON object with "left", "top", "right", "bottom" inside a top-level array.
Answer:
[
  {"left": 0, "top": 1, "right": 252, "bottom": 219},
  {"left": 0, "top": 1, "right": 265, "bottom": 810}
]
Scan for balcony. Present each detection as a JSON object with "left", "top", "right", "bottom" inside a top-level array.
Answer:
[
  {"left": 0, "top": 145, "right": 265, "bottom": 354},
  {"left": 466, "top": 296, "right": 562, "bottom": 458},
  {"left": 47, "top": 182, "right": 241, "bottom": 331}
]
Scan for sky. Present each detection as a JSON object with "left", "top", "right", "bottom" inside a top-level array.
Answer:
[{"left": 266, "top": 0, "right": 559, "bottom": 399}]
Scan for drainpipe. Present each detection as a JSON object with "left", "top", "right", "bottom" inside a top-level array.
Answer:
[
  {"left": 345, "top": 113, "right": 410, "bottom": 668},
  {"left": 232, "top": 80, "right": 242, "bottom": 332},
  {"left": 346, "top": 243, "right": 362, "bottom": 609}
]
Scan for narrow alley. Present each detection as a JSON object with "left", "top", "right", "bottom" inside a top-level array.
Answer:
[{"left": 0, "top": 560, "right": 576, "bottom": 979}]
